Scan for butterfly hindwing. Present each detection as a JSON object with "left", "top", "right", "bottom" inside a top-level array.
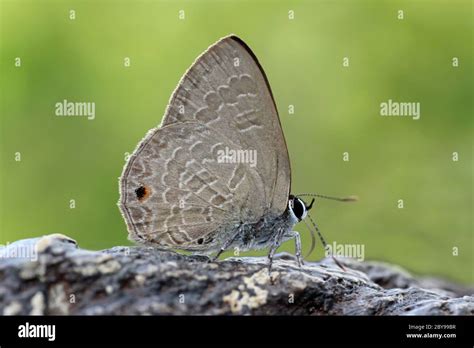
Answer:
[{"left": 120, "top": 122, "right": 266, "bottom": 250}]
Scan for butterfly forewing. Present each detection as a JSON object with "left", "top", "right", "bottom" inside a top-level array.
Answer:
[
  {"left": 119, "top": 35, "right": 291, "bottom": 251},
  {"left": 162, "top": 36, "right": 291, "bottom": 215}
]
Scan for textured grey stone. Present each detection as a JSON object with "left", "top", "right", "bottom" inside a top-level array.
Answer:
[{"left": 0, "top": 234, "right": 472, "bottom": 315}]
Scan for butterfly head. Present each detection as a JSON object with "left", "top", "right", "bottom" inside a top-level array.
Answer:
[
  {"left": 287, "top": 193, "right": 357, "bottom": 270},
  {"left": 288, "top": 195, "right": 315, "bottom": 222}
]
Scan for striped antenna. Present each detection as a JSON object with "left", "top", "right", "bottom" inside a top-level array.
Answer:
[
  {"left": 297, "top": 193, "right": 358, "bottom": 202},
  {"left": 306, "top": 213, "right": 346, "bottom": 272}
]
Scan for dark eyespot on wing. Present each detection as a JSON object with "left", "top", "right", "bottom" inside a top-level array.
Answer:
[{"left": 135, "top": 186, "right": 151, "bottom": 202}]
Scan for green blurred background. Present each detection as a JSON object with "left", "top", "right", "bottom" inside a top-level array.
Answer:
[{"left": 1, "top": 0, "right": 472, "bottom": 283}]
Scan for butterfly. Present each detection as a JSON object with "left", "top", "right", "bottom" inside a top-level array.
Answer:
[{"left": 119, "top": 35, "right": 355, "bottom": 271}]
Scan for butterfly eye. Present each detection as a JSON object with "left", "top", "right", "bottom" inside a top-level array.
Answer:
[
  {"left": 135, "top": 186, "right": 150, "bottom": 202},
  {"left": 292, "top": 198, "right": 306, "bottom": 221}
]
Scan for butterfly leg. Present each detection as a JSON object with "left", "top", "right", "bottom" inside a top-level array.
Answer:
[
  {"left": 267, "top": 229, "right": 286, "bottom": 273},
  {"left": 267, "top": 244, "right": 279, "bottom": 274},
  {"left": 210, "top": 230, "right": 241, "bottom": 262},
  {"left": 287, "top": 230, "right": 304, "bottom": 268}
]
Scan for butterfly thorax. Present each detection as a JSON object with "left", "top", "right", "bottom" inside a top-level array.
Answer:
[{"left": 223, "top": 206, "right": 299, "bottom": 253}]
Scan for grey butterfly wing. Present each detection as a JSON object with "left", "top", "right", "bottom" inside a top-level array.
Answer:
[
  {"left": 119, "top": 35, "right": 290, "bottom": 251},
  {"left": 161, "top": 35, "right": 291, "bottom": 216},
  {"left": 119, "top": 121, "right": 266, "bottom": 251}
]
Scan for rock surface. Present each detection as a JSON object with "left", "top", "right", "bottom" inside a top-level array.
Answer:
[{"left": 0, "top": 234, "right": 472, "bottom": 315}]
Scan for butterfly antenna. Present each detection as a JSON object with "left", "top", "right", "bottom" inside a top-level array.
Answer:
[
  {"left": 306, "top": 213, "right": 346, "bottom": 272},
  {"left": 302, "top": 219, "right": 317, "bottom": 258},
  {"left": 297, "top": 193, "right": 358, "bottom": 202}
]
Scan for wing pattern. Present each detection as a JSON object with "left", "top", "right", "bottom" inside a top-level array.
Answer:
[{"left": 119, "top": 35, "right": 291, "bottom": 251}]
